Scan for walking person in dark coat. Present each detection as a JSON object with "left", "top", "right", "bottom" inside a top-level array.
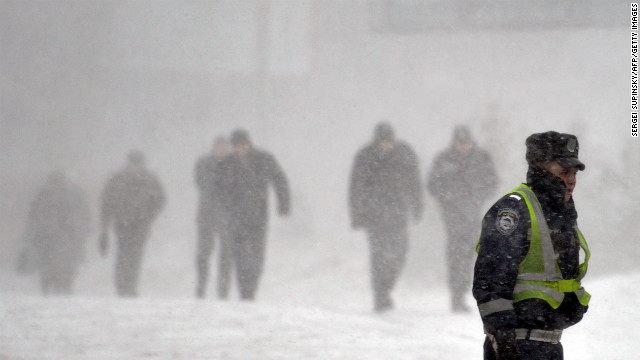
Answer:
[
  {"left": 194, "top": 137, "right": 230, "bottom": 298},
  {"left": 427, "top": 125, "right": 497, "bottom": 312},
  {"left": 473, "top": 132, "right": 590, "bottom": 360},
  {"left": 99, "top": 151, "right": 166, "bottom": 297},
  {"left": 215, "top": 129, "right": 290, "bottom": 301},
  {"left": 19, "top": 170, "right": 92, "bottom": 295},
  {"left": 349, "top": 122, "right": 423, "bottom": 313}
]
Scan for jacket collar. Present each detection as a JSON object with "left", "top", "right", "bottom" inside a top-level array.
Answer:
[{"left": 526, "top": 165, "right": 567, "bottom": 213}]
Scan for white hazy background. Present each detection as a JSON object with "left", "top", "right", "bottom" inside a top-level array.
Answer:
[{"left": 1, "top": 1, "right": 639, "bottom": 359}]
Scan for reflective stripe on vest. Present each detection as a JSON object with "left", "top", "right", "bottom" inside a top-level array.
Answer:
[{"left": 512, "top": 184, "right": 590, "bottom": 309}]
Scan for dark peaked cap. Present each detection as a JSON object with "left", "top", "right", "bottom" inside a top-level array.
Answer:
[{"left": 526, "top": 131, "right": 585, "bottom": 171}]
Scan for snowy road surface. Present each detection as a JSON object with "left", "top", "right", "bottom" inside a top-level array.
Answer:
[{"left": 1, "top": 273, "right": 637, "bottom": 360}]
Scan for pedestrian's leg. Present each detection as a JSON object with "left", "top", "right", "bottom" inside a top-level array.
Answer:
[
  {"left": 373, "top": 225, "right": 409, "bottom": 312},
  {"left": 126, "top": 237, "right": 145, "bottom": 297},
  {"left": 452, "top": 219, "right": 479, "bottom": 312},
  {"left": 383, "top": 225, "right": 409, "bottom": 293},
  {"left": 230, "top": 231, "right": 243, "bottom": 298},
  {"left": 115, "top": 226, "right": 130, "bottom": 296},
  {"left": 236, "top": 225, "right": 266, "bottom": 300},
  {"left": 115, "top": 226, "right": 146, "bottom": 297},
  {"left": 196, "top": 220, "right": 214, "bottom": 298},
  {"left": 458, "top": 223, "right": 478, "bottom": 304},
  {"left": 449, "top": 239, "right": 470, "bottom": 311},
  {"left": 445, "top": 218, "right": 470, "bottom": 312},
  {"left": 115, "top": 247, "right": 132, "bottom": 297},
  {"left": 234, "top": 236, "right": 253, "bottom": 300},
  {"left": 368, "top": 229, "right": 392, "bottom": 312},
  {"left": 217, "top": 232, "right": 233, "bottom": 300}
]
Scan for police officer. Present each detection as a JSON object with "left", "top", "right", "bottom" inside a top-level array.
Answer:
[
  {"left": 473, "top": 131, "right": 590, "bottom": 360},
  {"left": 427, "top": 125, "right": 497, "bottom": 312},
  {"left": 194, "top": 137, "right": 230, "bottom": 298},
  {"left": 349, "top": 122, "right": 423, "bottom": 312},
  {"left": 99, "top": 151, "right": 166, "bottom": 297},
  {"left": 215, "top": 129, "right": 290, "bottom": 301}
]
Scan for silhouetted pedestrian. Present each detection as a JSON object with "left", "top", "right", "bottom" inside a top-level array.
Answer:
[
  {"left": 194, "top": 137, "right": 230, "bottom": 298},
  {"left": 99, "top": 151, "right": 165, "bottom": 297},
  {"left": 349, "top": 122, "right": 423, "bottom": 312},
  {"left": 19, "top": 170, "right": 91, "bottom": 295},
  {"left": 427, "top": 125, "right": 497, "bottom": 312},
  {"left": 215, "top": 129, "right": 290, "bottom": 300}
]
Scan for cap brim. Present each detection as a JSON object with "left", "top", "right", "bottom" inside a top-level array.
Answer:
[{"left": 556, "top": 157, "right": 585, "bottom": 171}]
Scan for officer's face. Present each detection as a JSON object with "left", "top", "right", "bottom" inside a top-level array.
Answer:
[{"left": 545, "top": 161, "right": 578, "bottom": 203}]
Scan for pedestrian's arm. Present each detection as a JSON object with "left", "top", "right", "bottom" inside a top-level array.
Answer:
[
  {"left": 348, "top": 152, "right": 367, "bottom": 228},
  {"left": 99, "top": 180, "right": 115, "bottom": 257},
  {"left": 194, "top": 157, "right": 214, "bottom": 193},
  {"left": 99, "top": 179, "right": 115, "bottom": 234},
  {"left": 18, "top": 196, "right": 41, "bottom": 273},
  {"left": 194, "top": 158, "right": 205, "bottom": 189},
  {"left": 150, "top": 176, "right": 166, "bottom": 219},
  {"left": 214, "top": 160, "right": 233, "bottom": 212},
  {"left": 268, "top": 155, "right": 290, "bottom": 216},
  {"left": 405, "top": 147, "right": 424, "bottom": 222},
  {"left": 426, "top": 154, "right": 445, "bottom": 198}
]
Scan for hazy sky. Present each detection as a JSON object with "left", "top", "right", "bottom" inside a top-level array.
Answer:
[{"left": 1, "top": 1, "right": 637, "bottom": 285}]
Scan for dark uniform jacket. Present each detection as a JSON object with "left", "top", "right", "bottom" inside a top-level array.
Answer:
[
  {"left": 473, "top": 166, "right": 588, "bottom": 334},
  {"left": 349, "top": 141, "right": 423, "bottom": 229},
  {"left": 194, "top": 154, "right": 226, "bottom": 228},
  {"left": 101, "top": 167, "right": 166, "bottom": 229},
  {"left": 216, "top": 148, "right": 290, "bottom": 228},
  {"left": 427, "top": 145, "right": 497, "bottom": 216}
]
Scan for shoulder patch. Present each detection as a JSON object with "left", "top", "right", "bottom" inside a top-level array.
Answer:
[{"left": 496, "top": 208, "right": 520, "bottom": 235}]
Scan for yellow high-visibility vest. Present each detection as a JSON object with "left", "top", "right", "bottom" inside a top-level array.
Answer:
[
  {"left": 475, "top": 184, "right": 590, "bottom": 318},
  {"left": 510, "top": 184, "right": 590, "bottom": 309}
]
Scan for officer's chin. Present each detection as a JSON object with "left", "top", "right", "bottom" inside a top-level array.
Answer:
[{"left": 564, "top": 191, "right": 573, "bottom": 203}]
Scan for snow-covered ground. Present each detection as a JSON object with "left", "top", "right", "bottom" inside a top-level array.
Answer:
[
  {"left": 1, "top": 267, "right": 638, "bottom": 359},
  {"left": 1, "top": 198, "right": 637, "bottom": 359}
]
